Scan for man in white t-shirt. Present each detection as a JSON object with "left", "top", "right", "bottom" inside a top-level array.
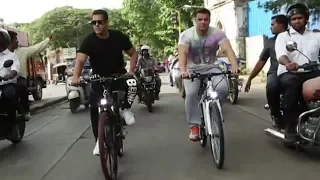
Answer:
[{"left": 275, "top": 3, "right": 320, "bottom": 143}]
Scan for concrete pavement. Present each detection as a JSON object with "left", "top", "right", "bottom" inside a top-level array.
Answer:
[
  {"left": 30, "top": 84, "right": 67, "bottom": 113},
  {"left": 0, "top": 75, "right": 320, "bottom": 180}
]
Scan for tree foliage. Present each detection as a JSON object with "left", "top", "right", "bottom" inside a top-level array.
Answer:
[
  {"left": 16, "top": 0, "right": 203, "bottom": 58},
  {"left": 259, "top": 0, "right": 320, "bottom": 21}
]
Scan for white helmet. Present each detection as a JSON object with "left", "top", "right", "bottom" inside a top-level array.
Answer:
[{"left": 141, "top": 45, "right": 150, "bottom": 52}]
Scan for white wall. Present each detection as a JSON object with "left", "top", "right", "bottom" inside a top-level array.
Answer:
[{"left": 245, "top": 35, "right": 269, "bottom": 73}]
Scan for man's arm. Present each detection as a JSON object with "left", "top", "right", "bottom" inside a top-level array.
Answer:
[
  {"left": 275, "top": 33, "right": 291, "bottom": 65},
  {"left": 74, "top": 36, "right": 90, "bottom": 78},
  {"left": 218, "top": 31, "right": 237, "bottom": 69},
  {"left": 248, "top": 41, "right": 270, "bottom": 81},
  {"left": 178, "top": 31, "right": 190, "bottom": 72},
  {"left": 19, "top": 36, "right": 51, "bottom": 58},
  {"left": 121, "top": 33, "right": 137, "bottom": 73}
]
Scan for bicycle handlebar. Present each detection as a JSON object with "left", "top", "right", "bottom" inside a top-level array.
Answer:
[
  {"left": 187, "top": 71, "right": 231, "bottom": 80},
  {"left": 71, "top": 74, "right": 129, "bottom": 86}
]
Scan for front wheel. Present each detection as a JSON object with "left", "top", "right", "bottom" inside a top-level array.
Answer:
[
  {"left": 209, "top": 102, "right": 225, "bottom": 169},
  {"left": 9, "top": 122, "right": 26, "bottom": 144},
  {"left": 144, "top": 91, "right": 153, "bottom": 112},
  {"left": 98, "top": 112, "right": 118, "bottom": 180},
  {"left": 69, "top": 98, "right": 80, "bottom": 113},
  {"left": 229, "top": 77, "right": 239, "bottom": 104}
]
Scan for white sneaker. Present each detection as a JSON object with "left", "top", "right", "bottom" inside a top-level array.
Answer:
[
  {"left": 93, "top": 140, "right": 100, "bottom": 156},
  {"left": 120, "top": 109, "right": 135, "bottom": 125}
]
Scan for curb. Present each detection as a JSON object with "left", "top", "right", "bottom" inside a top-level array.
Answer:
[{"left": 30, "top": 96, "right": 68, "bottom": 114}]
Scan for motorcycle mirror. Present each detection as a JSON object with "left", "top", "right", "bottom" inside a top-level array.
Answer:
[
  {"left": 286, "top": 41, "right": 297, "bottom": 52},
  {"left": 3, "top": 60, "right": 13, "bottom": 68}
]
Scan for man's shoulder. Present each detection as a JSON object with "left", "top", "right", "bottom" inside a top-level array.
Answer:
[
  {"left": 277, "top": 31, "right": 288, "bottom": 39},
  {"left": 109, "top": 29, "right": 128, "bottom": 39},
  {"left": 181, "top": 27, "right": 195, "bottom": 36}
]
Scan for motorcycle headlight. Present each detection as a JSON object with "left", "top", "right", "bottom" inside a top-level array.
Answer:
[{"left": 144, "top": 76, "right": 153, "bottom": 82}]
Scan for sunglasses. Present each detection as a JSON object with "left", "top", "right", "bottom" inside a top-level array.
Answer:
[{"left": 90, "top": 20, "right": 104, "bottom": 25}]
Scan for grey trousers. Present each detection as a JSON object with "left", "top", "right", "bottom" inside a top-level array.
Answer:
[{"left": 184, "top": 67, "right": 229, "bottom": 127}]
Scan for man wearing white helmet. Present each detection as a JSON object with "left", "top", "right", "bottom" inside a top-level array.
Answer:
[
  {"left": 136, "top": 45, "right": 161, "bottom": 101},
  {"left": 0, "top": 28, "right": 20, "bottom": 136}
]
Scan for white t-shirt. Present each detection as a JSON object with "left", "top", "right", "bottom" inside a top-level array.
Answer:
[{"left": 275, "top": 27, "right": 320, "bottom": 75}]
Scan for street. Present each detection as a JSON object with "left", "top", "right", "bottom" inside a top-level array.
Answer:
[{"left": 0, "top": 76, "right": 320, "bottom": 180}]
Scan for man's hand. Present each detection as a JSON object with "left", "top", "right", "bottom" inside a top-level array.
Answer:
[
  {"left": 313, "top": 29, "right": 320, "bottom": 33},
  {"left": 181, "top": 71, "right": 189, "bottom": 78},
  {"left": 231, "top": 65, "right": 238, "bottom": 74},
  {"left": 244, "top": 80, "right": 251, "bottom": 92},
  {"left": 126, "top": 70, "right": 134, "bottom": 76},
  {"left": 3, "top": 74, "right": 10, "bottom": 81},
  {"left": 71, "top": 76, "right": 80, "bottom": 86},
  {"left": 285, "top": 62, "right": 298, "bottom": 71},
  {"left": 48, "top": 35, "right": 53, "bottom": 40}
]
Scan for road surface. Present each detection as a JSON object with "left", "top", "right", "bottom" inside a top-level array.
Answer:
[{"left": 0, "top": 78, "right": 319, "bottom": 180}]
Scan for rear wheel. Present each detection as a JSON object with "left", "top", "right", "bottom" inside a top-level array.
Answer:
[
  {"left": 98, "top": 112, "right": 118, "bottom": 180},
  {"left": 209, "top": 102, "right": 225, "bottom": 169},
  {"left": 199, "top": 125, "right": 207, "bottom": 147},
  {"left": 32, "top": 80, "right": 43, "bottom": 101}
]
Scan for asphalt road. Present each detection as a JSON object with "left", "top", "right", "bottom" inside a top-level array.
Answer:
[{"left": 0, "top": 79, "right": 320, "bottom": 180}]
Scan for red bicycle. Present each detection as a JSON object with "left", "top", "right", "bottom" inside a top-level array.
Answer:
[{"left": 84, "top": 74, "right": 127, "bottom": 180}]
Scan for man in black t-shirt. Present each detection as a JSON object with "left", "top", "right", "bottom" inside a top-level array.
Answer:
[
  {"left": 245, "top": 15, "right": 288, "bottom": 129},
  {"left": 72, "top": 9, "right": 138, "bottom": 156}
]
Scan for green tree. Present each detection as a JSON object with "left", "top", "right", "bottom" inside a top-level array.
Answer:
[
  {"left": 259, "top": 0, "right": 320, "bottom": 21},
  {"left": 16, "top": 7, "right": 130, "bottom": 49}
]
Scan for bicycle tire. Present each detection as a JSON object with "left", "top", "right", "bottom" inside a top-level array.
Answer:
[
  {"left": 229, "top": 77, "right": 239, "bottom": 104},
  {"left": 209, "top": 102, "right": 225, "bottom": 169},
  {"left": 98, "top": 112, "right": 118, "bottom": 180}
]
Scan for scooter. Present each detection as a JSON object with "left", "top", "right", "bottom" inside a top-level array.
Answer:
[
  {"left": 66, "top": 68, "right": 91, "bottom": 113},
  {"left": 264, "top": 41, "right": 320, "bottom": 150},
  {"left": 0, "top": 60, "right": 26, "bottom": 144}
]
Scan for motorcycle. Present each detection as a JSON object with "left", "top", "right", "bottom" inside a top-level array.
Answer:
[
  {"left": 0, "top": 60, "right": 26, "bottom": 144},
  {"left": 169, "top": 58, "right": 185, "bottom": 99},
  {"left": 265, "top": 41, "right": 320, "bottom": 149},
  {"left": 216, "top": 57, "right": 245, "bottom": 104},
  {"left": 139, "top": 67, "right": 157, "bottom": 112},
  {"left": 66, "top": 68, "right": 92, "bottom": 113}
]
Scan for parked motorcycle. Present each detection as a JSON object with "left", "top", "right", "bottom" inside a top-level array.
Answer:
[
  {"left": 0, "top": 60, "right": 26, "bottom": 144},
  {"left": 265, "top": 41, "right": 320, "bottom": 150},
  {"left": 66, "top": 68, "right": 91, "bottom": 113},
  {"left": 216, "top": 58, "right": 245, "bottom": 104},
  {"left": 139, "top": 67, "right": 157, "bottom": 112}
]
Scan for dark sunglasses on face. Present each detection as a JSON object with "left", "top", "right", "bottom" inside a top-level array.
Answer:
[{"left": 90, "top": 20, "right": 104, "bottom": 25}]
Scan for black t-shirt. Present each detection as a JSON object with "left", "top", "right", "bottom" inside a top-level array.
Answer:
[
  {"left": 259, "top": 36, "right": 279, "bottom": 74},
  {"left": 79, "top": 30, "right": 133, "bottom": 76}
]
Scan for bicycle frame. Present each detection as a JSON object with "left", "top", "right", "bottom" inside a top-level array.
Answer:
[{"left": 198, "top": 77, "right": 223, "bottom": 136}]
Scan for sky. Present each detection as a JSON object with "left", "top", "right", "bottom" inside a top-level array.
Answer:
[{"left": 0, "top": 0, "right": 123, "bottom": 24}]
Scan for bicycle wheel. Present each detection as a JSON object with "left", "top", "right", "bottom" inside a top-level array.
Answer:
[
  {"left": 98, "top": 112, "right": 118, "bottom": 180},
  {"left": 229, "top": 77, "right": 239, "bottom": 104},
  {"left": 209, "top": 102, "right": 225, "bottom": 169}
]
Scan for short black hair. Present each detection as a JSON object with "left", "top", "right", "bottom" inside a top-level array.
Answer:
[
  {"left": 271, "top": 14, "right": 289, "bottom": 29},
  {"left": 92, "top": 9, "right": 108, "bottom": 20},
  {"left": 8, "top": 30, "right": 17, "bottom": 42},
  {"left": 194, "top": 8, "right": 211, "bottom": 18}
]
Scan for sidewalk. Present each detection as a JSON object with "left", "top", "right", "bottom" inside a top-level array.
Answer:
[{"left": 30, "top": 84, "right": 67, "bottom": 113}]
